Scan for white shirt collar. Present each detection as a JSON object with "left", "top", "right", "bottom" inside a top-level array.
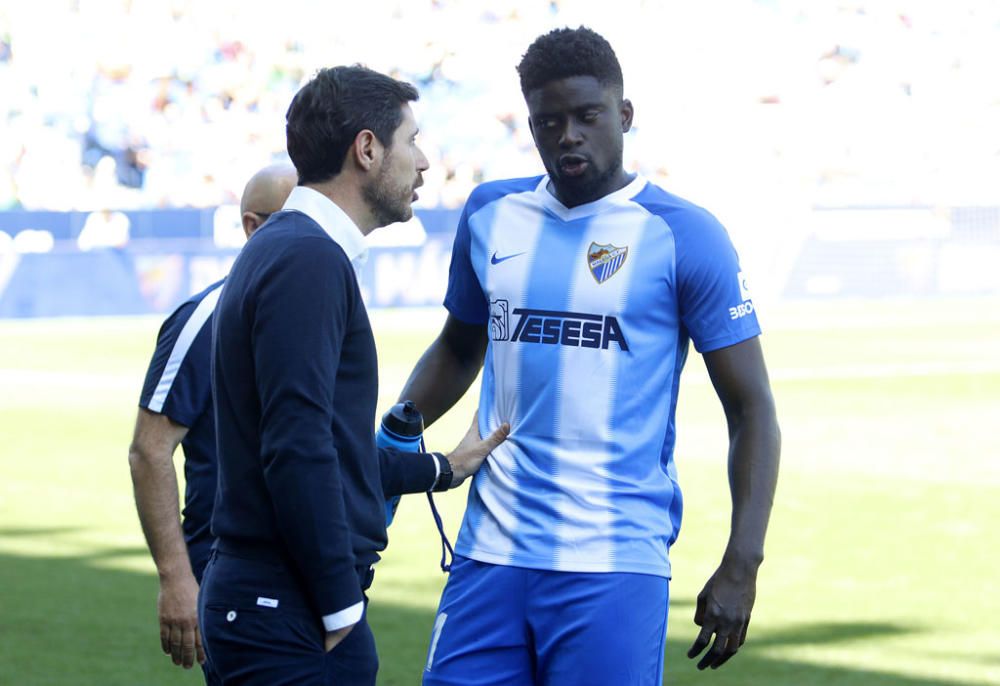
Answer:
[{"left": 281, "top": 186, "right": 369, "bottom": 274}]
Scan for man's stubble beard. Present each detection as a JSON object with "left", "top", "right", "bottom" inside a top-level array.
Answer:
[
  {"left": 363, "top": 156, "right": 412, "bottom": 228},
  {"left": 549, "top": 151, "right": 622, "bottom": 207}
]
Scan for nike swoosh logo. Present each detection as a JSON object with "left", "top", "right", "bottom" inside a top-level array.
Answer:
[{"left": 491, "top": 251, "right": 526, "bottom": 265}]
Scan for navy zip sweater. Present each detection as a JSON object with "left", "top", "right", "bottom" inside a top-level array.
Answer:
[{"left": 211, "top": 211, "right": 434, "bottom": 619}]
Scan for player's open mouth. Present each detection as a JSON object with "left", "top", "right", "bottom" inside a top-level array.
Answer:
[{"left": 558, "top": 155, "right": 589, "bottom": 177}]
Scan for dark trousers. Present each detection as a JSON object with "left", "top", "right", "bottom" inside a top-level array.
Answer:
[
  {"left": 190, "top": 541, "right": 222, "bottom": 685},
  {"left": 199, "top": 549, "right": 378, "bottom": 685},
  {"left": 201, "top": 658, "right": 223, "bottom": 686}
]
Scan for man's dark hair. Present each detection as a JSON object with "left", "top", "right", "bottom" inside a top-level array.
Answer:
[
  {"left": 286, "top": 65, "right": 418, "bottom": 185},
  {"left": 516, "top": 27, "right": 623, "bottom": 97}
]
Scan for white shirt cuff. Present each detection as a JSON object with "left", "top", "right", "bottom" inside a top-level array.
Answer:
[
  {"left": 430, "top": 452, "right": 441, "bottom": 490},
  {"left": 322, "top": 601, "right": 363, "bottom": 632}
]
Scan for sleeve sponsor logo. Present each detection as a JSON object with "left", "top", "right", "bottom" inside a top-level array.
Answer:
[
  {"left": 729, "top": 301, "right": 755, "bottom": 320},
  {"left": 730, "top": 270, "right": 755, "bottom": 320},
  {"left": 738, "top": 271, "right": 752, "bottom": 301}
]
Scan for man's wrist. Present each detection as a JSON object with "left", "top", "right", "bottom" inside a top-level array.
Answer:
[
  {"left": 155, "top": 552, "right": 196, "bottom": 582},
  {"left": 721, "top": 546, "right": 765, "bottom": 574},
  {"left": 432, "top": 452, "right": 453, "bottom": 492}
]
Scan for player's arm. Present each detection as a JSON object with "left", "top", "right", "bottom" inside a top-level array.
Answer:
[
  {"left": 388, "top": 315, "right": 495, "bottom": 492},
  {"left": 401, "top": 185, "right": 489, "bottom": 428},
  {"left": 399, "top": 313, "right": 487, "bottom": 428},
  {"left": 127, "top": 408, "right": 204, "bottom": 669},
  {"left": 687, "top": 336, "right": 780, "bottom": 670}
]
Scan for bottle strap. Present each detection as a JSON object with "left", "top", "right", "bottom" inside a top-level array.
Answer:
[
  {"left": 421, "top": 438, "right": 454, "bottom": 573},
  {"left": 426, "top": 492, "right": 455, "bottom": 573}
]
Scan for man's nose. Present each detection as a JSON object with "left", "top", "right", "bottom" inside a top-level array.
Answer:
[
  {"left": 416, "top": 145, "right": 430, "bottom": 172},
  {"left": 558, "top": 122, "right": 583, "bottom": 148}
]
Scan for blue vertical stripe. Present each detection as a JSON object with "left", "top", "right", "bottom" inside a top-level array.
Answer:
[
  {"left": 458, "top": 201, "right": 501, "bottom": 545},
  {"left": 462, "top": 343, "right": 495, "bottom": 540},
  {"left": 605, "top": 213, "right": 684, "bottom": 566},
  {"left": 468, "top": 201, "right": 500, "bottom": 300},
  {"left": 511, "top": 212, "right": 593, "bottom": 561},
  {"left": 662, "top": 329, "right": 689, "bottom": 549}
]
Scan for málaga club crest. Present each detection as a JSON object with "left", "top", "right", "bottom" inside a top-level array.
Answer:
[{"left": 587, "top": 242, "right": 628, "bottom": 284}]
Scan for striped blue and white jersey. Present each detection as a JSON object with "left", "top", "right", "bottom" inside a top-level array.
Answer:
[
  {"left": 138, "top": 279, "right": 224, "bottom": 580},
  {"left": 444, "top": 175, "right": 761, "bottom": 577}
]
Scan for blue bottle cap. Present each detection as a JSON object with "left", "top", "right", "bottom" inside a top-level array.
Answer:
[{"left": 381, "top": 400, "right": 424, "bottom": 438}]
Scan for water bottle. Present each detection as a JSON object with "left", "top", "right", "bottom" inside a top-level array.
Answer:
[{"left": 375, "top": 400, "right": 424, "bottom": 526}]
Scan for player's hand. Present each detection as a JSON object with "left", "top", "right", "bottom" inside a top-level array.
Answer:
[
  {"left": 687, "top": 562, "right": 758, "bottom": 670},
  {"left": 158, "top": 571, "right": 205, "bottom": 668},
  {"left": 324, "top": 623, "right": 356, "bottom": 652},
  {"left": 445, "top": 412, "right": 510, "bottom": 487}
]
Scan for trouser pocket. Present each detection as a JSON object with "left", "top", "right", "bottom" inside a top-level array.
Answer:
[{"left": 201, "top": 602, "right": 326, "bottom": 685}]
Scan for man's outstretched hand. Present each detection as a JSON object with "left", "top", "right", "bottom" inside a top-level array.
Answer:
[{"left": 444, "top": 412, "right": 510, "bottom": 487}]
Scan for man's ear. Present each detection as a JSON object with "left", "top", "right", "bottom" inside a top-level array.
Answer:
[
  {"left": 621, "top": 99, "right": 634, "bottom": 133},
  {"left": 241, "top": 212, "right": 259, "bottom": 238},
  {"left": 350, "top": 129, "right": 381, "bottom": 172}
]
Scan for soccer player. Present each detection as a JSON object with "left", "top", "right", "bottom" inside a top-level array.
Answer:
[
  {"left": 401, "top": 27, "right": 781, "bottom": 685},
  {"left": 200, "top": 66, "right": 508, "bottom": 685},
  {"left": 128, "top": 162, "right": 297, "bottom": 681}
]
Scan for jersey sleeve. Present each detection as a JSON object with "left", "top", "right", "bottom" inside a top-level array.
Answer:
[
  {"left": 139, "top": 296, "right": 216, "bottom": 427},
  {"left": 675, "top": 211, "right": 761, "bottom": 353},
  {"left": 443, "top": 203, "right": 488, "bottom": 325}
]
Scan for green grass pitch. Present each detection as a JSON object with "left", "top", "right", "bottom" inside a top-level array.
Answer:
[{"left": 1, "top": 298, "right": 998, "bottom": 685}]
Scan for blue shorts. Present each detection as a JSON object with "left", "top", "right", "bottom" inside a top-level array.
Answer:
[{"left": 422, "top": 556, "right": 669, "bottom": 686}]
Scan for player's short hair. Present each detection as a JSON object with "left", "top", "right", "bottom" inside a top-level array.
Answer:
[
  {"left": 286, "top": 65, "right": 419, "bottom": 185},
  {"left": 516, "top": 27, "right": 624, "bottom": 97}
]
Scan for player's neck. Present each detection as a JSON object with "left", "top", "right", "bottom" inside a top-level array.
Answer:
[{"left": 550, "top": 169, "right": 634, "bottom": 208}]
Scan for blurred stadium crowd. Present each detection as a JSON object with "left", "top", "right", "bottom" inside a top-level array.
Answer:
[{"left": 1, "top": 0, "right": 998, "bottom": 214}]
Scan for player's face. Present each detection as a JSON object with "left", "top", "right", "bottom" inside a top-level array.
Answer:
[
  {"left": 365, "top": 104, "right": 429, "bottom": 227},
  {"left": 526, "top": 75, "right": 633, "bottom": 208}
]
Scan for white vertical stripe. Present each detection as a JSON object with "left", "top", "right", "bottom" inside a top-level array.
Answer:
[
  {"left": 425, "top": 612, "right": 448, "bottom": 671},
  {"left": 483, "top": 194, "right": 545, "bottom": 433},
  {"left": 469, "top": 192, "right": 546, "bottom": 561},
  {"left": 147, "top": 285, "right": 223, "bottom": 412}
]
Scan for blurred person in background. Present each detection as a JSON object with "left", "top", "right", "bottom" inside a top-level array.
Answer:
[
  {"left": 128, "top": 162, "right": 298, "bottom": 683},
  {"left": 200, "top": 65, "right": 507, "bottom": 685},
  {"left": 402, "top": 27, "right": 780, "bottom": 685},
  {"left": 77, "top": 208, "right": 132, "bottom": 251}
]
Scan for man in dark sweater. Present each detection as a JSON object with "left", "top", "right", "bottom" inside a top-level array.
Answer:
[{"left": 200, "top": 66, "right": 509, "bottom": 685}]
